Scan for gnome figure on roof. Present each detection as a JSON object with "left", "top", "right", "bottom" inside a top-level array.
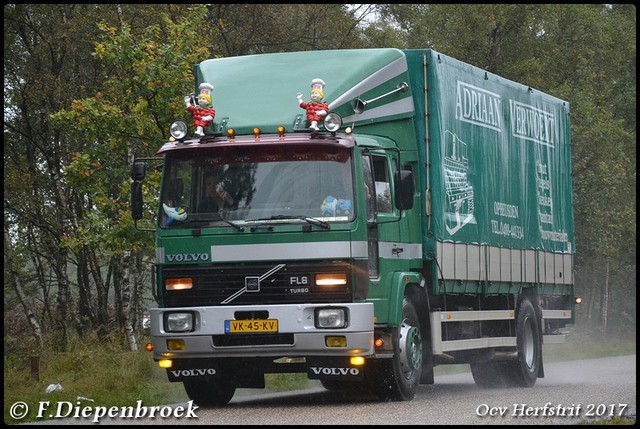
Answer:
[
  {"left": 296, "top": 78, "right": 329, "bottom": 132},
  {"left": 185, "top": 82, "right": 215, "bottom": 137}
]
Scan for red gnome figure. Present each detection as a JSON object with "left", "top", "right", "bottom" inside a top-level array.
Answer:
[
  {"left": 185, "top": 83, "right": 215, "bottom": 137},
  {"left": 296, "top": 78, "right": 328, "bottom": 132}
]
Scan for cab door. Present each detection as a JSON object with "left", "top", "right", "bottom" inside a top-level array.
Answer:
[{"left": 361, "top": 152, "right": 401, "bottom": 285}]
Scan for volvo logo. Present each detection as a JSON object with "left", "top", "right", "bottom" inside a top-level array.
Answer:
[
  {"left": 166, "top": 253, "right": 208, "bottom": 262},
  {"left": 170, "top": 368, "right": 216, "bottom": 377},
  {"left": 221, "top": 264, "right": 286, "bottom": 304},
  {"left": 310, "top": 367, "right": 360, "bottom": 376}
]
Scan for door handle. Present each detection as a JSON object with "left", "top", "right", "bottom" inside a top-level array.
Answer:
[{"left": 392, "top": 247, "right": 404, "bottom": 256}]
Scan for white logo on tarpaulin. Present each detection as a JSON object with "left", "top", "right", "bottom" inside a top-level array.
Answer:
[
  {"left": 509, "top": 100, "right": 556, "bottom": 147},
  {"left": 442, "top": 130, "right": 475, "bottom": 236},
  {"left": 221, "top": 264, "right": 286, "bottom": 304},
  {"left": 455, "top": 81, "right": 502, "bottom": 132}
]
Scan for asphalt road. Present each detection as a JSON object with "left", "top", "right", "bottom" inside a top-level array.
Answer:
[{"left": 19, "top": 354, "right": 636, "bottom": 425}]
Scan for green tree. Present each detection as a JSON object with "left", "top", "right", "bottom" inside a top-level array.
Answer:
[
  {"left": 206, "top": 4, "right": 374, "bottom": 55},
  {"left": 4, "top": 4, "right": 113, "bottom": 348},
  {"left": 51, "top": 5, "right": 212, "bottom": 348},
  {"left": 4, "top": 4, "right": 210, "bottom": 350}
]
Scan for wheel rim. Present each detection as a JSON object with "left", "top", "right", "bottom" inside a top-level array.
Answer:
[
  {"left": 398, "top": 319, "right": 422, "bottom": 379},
  {"left": 522, "top": 316, "right": 535, "bottom": 369}
]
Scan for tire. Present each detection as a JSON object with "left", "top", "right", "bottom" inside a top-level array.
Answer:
[
  {"left": 505, "top": 297, "right": 541, "bottom": 387},
  {"left": 470, "top": 298, "right": 541, "bottom": 388},
  {"left": 183, "top": 377, "right": 236, "bottom": 406},
  {"left": 371, "top": 296, "right": 423, "bottom": 401},
  {"left": 320, "top": 379, "right": 367, "bottom": 392},
  {"left": 470, "top": 360, "right": 507, "bottom": 388}
]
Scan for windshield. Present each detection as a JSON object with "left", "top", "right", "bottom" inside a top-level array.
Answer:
[{"left": 159, "top": 145, "right": 354, "bottom": 228}]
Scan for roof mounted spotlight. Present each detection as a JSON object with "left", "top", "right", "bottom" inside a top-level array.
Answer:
[
  {"left": 353, "top": 82, "right": 409, "bottom": 114},
  {"left": 169, "top": 120, "right": 188, "bottom": 141},
  {"left": 323, "top": 113, "right": 342, "bottom": 133}
]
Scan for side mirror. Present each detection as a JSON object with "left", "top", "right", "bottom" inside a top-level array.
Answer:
[
  {"left": 131, "top": 181, "right": 143, "bottom": 220},
  {"left": 131, "top": 162, "right": 146, "bottom": 181},
  {"left": 394, "top": 170, "right": 414, "bottom": 210}
]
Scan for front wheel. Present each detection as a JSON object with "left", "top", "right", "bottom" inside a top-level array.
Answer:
[
  {"left": 371, "top": 296, "right": 423, "bottom": 401},
  {"left": 183, "top": 377, "right": 236, "bottom": 406},
  {"left": 320, "top": 379, "right": 368, "bottom": 392}
]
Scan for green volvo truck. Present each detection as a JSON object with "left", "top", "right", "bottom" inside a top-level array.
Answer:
[{"left": 131, "top": 48, "right": 576, "bottom": 405}]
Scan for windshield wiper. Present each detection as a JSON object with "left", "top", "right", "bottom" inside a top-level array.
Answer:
[
  {"left": 178, "top": 215, "right": 244, "bottom": 231},
  {"left": 213, "top": 215, "right": 244, "bottom": 231},
  {"left": 268, "top": 215, "right": 331, "bottom": 230}
]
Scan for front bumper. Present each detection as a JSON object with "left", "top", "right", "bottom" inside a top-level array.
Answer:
[{"left": 150, "top": 303, "right": 374, "bottom": 359}]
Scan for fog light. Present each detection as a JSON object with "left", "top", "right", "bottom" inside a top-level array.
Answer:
[
  {"left": 158, "top": 359, "right": 173, "bottom": 369},
  {"left": 167, "top": 339, "right": 186, "bottom": 350},
  {"left": 325, "top": 336, "right": 347, "bottom": 347},
  {"left": 165, "top": 313, "right": 194, "bottom": 332},
  {"left": 575, "top": 296, "right": 583, "bottom": 304},
  {"left": 350, "top": 356, "right": 365, "bottom": 366},
  {"left": 316, "top": 308, "right": 347, "bottom": 328}
]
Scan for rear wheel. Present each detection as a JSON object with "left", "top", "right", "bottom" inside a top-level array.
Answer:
[
  {"left": 470, "top": 360, "right": 506, "bottom": 388},
  {"left": 371, "top": 296, "right": 423, "bottom": 401},
  {"left": 183, "top": 377, "right": 236, "bottom": 406},
  {"left": 471, "top": 298, "right": 541, "bottom": 388},
  {"left": 505, "top": 298, "right": 541, "bottom": 387}
]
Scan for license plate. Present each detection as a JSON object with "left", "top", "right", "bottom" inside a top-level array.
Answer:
[{"left": 225, "top": 319, "right": 278, "bottom": 334}]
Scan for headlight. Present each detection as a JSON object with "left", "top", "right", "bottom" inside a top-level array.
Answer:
[
  {"left": 315, "top": 307, "right": 348, "bottom": 329},
  {"left": 315, "top": 273, "right": 347, "bottom": 286},
  {"left": 165, "top": 277, "right": 193, "bottom": 290},
  {"left": 165, "top": 312, "right": 195, "bottom": 332},
  {"left": 170, "top": 121, "right": 188, "bottom": 140},
  {"left": 323, "top": 113, "right": 342, "bottom": 132}
]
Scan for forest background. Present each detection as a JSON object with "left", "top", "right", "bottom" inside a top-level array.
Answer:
[{"left": 4, "top": 4, "right": 636, "bottom": 357}]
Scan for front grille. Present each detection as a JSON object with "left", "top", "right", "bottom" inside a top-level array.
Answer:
[
  {"left": 212, "top": 333, "right": 294, "bottom": 347},
  {"left": 162, "top": 261, "right": 352, "bottom": 307}
]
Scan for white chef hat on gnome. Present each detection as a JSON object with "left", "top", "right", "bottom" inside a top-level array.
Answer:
[
  {"left": 310, "top": 78, "right": 325, "bottom": 91},
  {"left": 310, "top": 78, "right": 325, "bottom": 98},
  {"left": 199, "top": 82, "right": 214, "bottom": 95},
  {"left": 197, "top": 83, "right": 214, "bottom": 104}
]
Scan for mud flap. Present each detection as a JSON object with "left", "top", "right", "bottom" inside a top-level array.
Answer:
[
  {"left": 306, "top": 357, "right": 365, "bottom": 381},
  {"left": 166, "top": 358, "right": 265, "bottom": 388},
  {"left": 167, "top": 360, "right": 221, "bottom": 382}
]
